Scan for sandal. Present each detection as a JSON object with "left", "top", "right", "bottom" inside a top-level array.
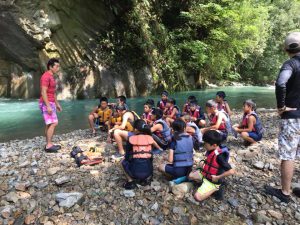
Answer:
[
  {"left": 75, "top": 154, "right": 88, "bottom": 167},
  {"left": 123, "top": 181, "right": 137, "bottom": 190},
  {"left": 44, "top": 145, "right": 60, "bottom": 153},
  {"left": 80, "top": 157, "right": 103, "bottom": 166},
  {"left": 75, "top": 153, "right": 103, "bottom": 167},
  {"left": 70, "top": 146, "right": 83, "bottom": 158}
]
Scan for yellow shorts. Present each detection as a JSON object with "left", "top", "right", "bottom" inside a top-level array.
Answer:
[{"left": 197, "top": 171, "right": 220, "bottom": 195}]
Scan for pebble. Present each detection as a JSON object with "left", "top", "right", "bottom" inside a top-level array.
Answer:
[
  {"left": 123, "top": 190, "right": 135, "bottom": 198},
  {"left": 1, "top": 206, "right": 12, "bottom": 219},
  {"left": 228, "top": 197, "right": 239, "bottom": 208},
  {"left": 5, "top": 192, "right": 19, "bottom": 203},
  {"left": 55, "top": 192, "right": 84, "bottom": 208},
  {"left": 19, "top": 161, "right": 30, "bottom": 168},
  {"left": 295, "top": 212, "right": 300, "bottom": 221},
  {"left": 253, "top": 210, "right": 272, "bottom": 223},
  {"left": 46, "top": 167, "right": 60, "bottom": 175},
  {"left": 171, "top": 182, "right": 193, "bottom": 199},
  {"left": 24, "top": 214, "right": 35, "bottom": 224},
  {"left": 267, "top": 210, "right": 283, "bottom": 220},
  {"left": 254, "top": 194, "right": 264, "bottom": 204},
  {"left": 33, "top": 181, "right": 48, "bottom": 189},
  {"left": 237, "top": 206, "right": 249, "bottom": 219},
  {"left": 149, "top": 217, "right": 160, "bottom": 225},
  {"left": 172, "top": 206, "right": 185, "bottom": 216},
  {"left": 15, "top": 183, "right": 29, "bottom": 192},
  {"left": 151, "top": 202, "right": 159, "bottom": 211},
  {"left": 253, "top": 161, "right": 264, "bottom": 170},
  {"left": 54, "top": 176, "right": 70, "bottom": 185}
]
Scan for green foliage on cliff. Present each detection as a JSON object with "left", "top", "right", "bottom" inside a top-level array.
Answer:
[{"left": 102, "top": 0, "right": 300, "bottom": 90}]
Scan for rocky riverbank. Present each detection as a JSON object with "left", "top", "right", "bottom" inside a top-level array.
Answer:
[{"left": 0, "top": 110, "right": 300, "bottom": 225}]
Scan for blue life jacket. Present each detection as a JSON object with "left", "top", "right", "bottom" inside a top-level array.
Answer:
[
  {"left": 187, "top": 122, "right": 202, "bottom": 143},
  {"left": 155, "top": 119, "right": 172, "bottom": 142},
  {"left": 251, "top": 112, "right": 264, "bottom": 135},
  {"left": 173, "top": 134, "right": 194, "bottom": 167}
]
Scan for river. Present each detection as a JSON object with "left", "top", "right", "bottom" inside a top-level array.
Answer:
[{"left": 0, "top": 86, "right": 276, "bottom": 142}]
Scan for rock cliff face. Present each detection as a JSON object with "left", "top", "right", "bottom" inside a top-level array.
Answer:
[{"left": 0, "top": 0, "right": 153, "bottom": 99}]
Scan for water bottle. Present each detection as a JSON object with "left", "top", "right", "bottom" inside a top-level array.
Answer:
[{"left": 173, "top": 176, "right": 188, "bottom": 184}]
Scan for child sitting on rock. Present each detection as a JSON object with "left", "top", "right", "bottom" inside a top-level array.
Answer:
[
  {"left": 215, "top": 91, "right": 232, "bottom": 116},
  {"left": 157, "top": 90, "right": 169, "bottom": 111},
  {"left": 182, "top": 115, "right": 202, "bottom": 151},
  {"left": 164, "top": 98, "right": 180, "bottom": 127},
  {"left": 121, "top": 119, "right": 160, "bottom": 189},
  {"left": 232, "top": 99, "right": 263, "bottom": 146},
  {"left": 201, "top": 100, "right": 228, "bottom": 141},
  {"left": 109, "top": 95, "right": 129, "bottom": 111},
  {"left": 189, "top": 130, "right": 234, "bottom": 201},
  {"left": 182, "top": 95, "right": 197, "bottom": 115},
  {"left": 142, "top": 102, "right": 154, "bottom": 125},
  {"left": 151, "top": 108, "right": 172, "bottom": 150},
  {"left": 158, "top": 119, "right": 194, "bottom": 179},
  {"left": 189, "top": 101, "right": 206, "bottom": 128},
  {"left": 88, "top": 97, "right": 112, "bottom": 136},
  {"left": 146, "top": 98, "right": 155, "bottom": 109}
]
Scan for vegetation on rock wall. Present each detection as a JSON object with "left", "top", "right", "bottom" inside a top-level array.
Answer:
[{"left": 101, "top": 0, "right": 300, "bottom": 91}]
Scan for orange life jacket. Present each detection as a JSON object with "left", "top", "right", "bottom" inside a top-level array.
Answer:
[{"left": 128, "top": 134, "right": 154, "bottom": 159}]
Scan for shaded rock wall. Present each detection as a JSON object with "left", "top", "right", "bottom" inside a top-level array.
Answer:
[{"left": 0, "top": 0, "right": 154, "bottom": 99}]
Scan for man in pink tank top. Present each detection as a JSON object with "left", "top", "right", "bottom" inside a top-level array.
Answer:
[{"left": 39, "top": 58, "right": 62, "bottom": 153}]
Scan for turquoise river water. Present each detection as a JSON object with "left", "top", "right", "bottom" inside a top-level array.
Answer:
[{"left": 0, "top": 86, "right": 276, "bottom": 142}]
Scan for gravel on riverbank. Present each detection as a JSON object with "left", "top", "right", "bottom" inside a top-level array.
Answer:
[{"left": 0, "top": 110, "right": 299, "bottom": 225}]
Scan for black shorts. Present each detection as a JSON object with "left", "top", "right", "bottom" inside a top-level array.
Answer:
[
  {"left": 152, "top": 134, "right": 169, "bottom": 150},
  {"left": 219, "top": 130, "right": 228, "bottom": 141},
  {"left": 165, "top": 164, "right": 192, "bottom": 179},
  {"left": 122, "top": 158, "right": 153, "bottom": 180}
]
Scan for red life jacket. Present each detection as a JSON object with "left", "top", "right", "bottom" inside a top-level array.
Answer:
[
  {"left": 189, "top": 109, "right": 200, "bottom": 119},
  {"left": 242, "top": 112, "right": 257, "bottom": 132},
  {"left": 201, "top": 146, "right": 229, "bottom": 181},
  {"left": 159, "top": 100, "right": 167, "bottom": 110},
  {"left": 183, "top": 103, "right": 190, "bottom": 114},
  {"left": 128, "top": 134, "right": 154, "bottom": 159},
  {"left": 209, "top": 112, "right": 226, "bottom": 131},
  {"left": 166, "top": 105, "right": 178, "bottom": 119},
  {"left": 142, "top": 111, "right": 153, "bottom": 123}
]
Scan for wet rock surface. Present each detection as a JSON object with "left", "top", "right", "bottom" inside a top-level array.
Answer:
[{"left": 0, "top": 111, "right": 299, "bottom": 224}]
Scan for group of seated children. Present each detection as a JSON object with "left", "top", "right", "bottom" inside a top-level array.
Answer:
[
  {"left": 88, "top": 95, "right": 129, "bottom": 136},
  {"left": 87, "top": 91, "right": 264, "bottom": 202}
]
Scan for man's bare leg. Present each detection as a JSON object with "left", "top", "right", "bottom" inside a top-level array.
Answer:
[
  {"left": 46, "top": 122, "right": 58, "bottom": 148},
  {"left": 281, "top": 160, "right": 294, "bottom": 195}
]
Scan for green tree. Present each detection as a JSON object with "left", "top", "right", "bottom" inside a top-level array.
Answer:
[
  {"left": 241, "top": 0, "right": 300, "bottom": 84},
  {"left": 100, "top": 0, "right": 298, "bottom": 91}
]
